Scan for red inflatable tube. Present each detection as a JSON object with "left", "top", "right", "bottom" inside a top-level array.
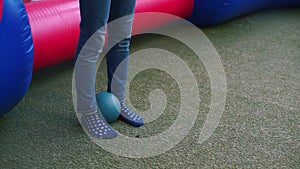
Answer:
[
  {"left": 0, "top": 0, "right": 3, "bottom": 22},
  {"left": 25, "top": 0, "right": 79, "bottom": 71},
  {"left": 25, "top": 0, "right": 194, "bottom": 71},
  {"left": 134, "top": 0, "right": 194, "bottom": 34}
]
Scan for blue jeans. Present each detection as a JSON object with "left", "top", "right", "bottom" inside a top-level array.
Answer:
[{"left": 75, "top": 0, "right": 136, "bottom": 113}]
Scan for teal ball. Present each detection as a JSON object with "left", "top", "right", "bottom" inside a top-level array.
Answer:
[{"left": 96, "top": 92, "right": 121, "bottom": 123}]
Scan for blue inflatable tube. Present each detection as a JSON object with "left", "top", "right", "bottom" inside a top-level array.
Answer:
[
  {"left": 190, "top": 0, "right": 300, "bottom": 26},
  {"left": 0, "top": 0, "right": 34, "bottom": 115}
]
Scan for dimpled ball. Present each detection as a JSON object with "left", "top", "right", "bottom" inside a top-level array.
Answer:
[{"left": 96, "top": 92, "right": 121, "bottom": 123}]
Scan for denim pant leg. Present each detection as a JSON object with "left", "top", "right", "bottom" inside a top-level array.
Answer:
[
  {"left": 74, "top": 0, "right": 111, "bottom": 113},
  {"left": 106, "top": 0, "right": 136, "bottom": 101}
]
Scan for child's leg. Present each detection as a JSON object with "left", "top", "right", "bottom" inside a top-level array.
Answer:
[
  {"left": 106, "top": 0, "right": 136, "bottom": 100},
  {"left": 106, "top": 0, "right": 144, "bottom": 127},
  {"left": 75, "top": 0, "right": 117, "bottom": 138}
]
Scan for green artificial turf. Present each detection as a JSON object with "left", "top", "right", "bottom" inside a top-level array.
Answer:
[{"left": 0, "top": 9, "right": 299, "bottom": 168}]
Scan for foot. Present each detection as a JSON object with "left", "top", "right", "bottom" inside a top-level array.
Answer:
[
  {"left": 119, "top": 101, "right": 144, "bottom": 127},
  {"left": 81, "top": 111, "right": 118, "bottom": 139}
]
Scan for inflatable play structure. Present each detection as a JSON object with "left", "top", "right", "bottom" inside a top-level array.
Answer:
[{"left": 0, "top": 0, "right": 299, "bottom": 115}]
